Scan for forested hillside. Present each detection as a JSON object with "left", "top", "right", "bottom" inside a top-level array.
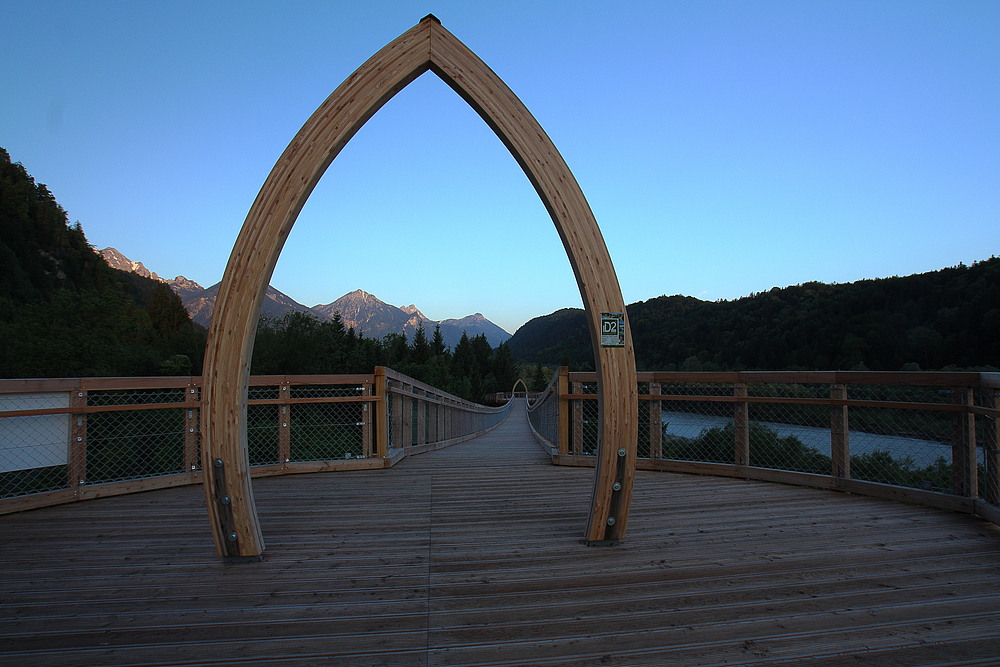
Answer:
[
  {"left": 0, "top": 148, "right": 204, "bottom": 377},
  {"left": 509, "top": 259, "right": 1000, "bottom": 372}
]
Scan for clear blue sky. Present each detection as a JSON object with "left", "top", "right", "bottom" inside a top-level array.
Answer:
[{"left": 3, "top": 1, "right": 997, "bottom": 334}]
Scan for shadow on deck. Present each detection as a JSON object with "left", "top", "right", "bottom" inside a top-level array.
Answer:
[{"left": 2, "top": 401, "right": 999, "bottom": 665}]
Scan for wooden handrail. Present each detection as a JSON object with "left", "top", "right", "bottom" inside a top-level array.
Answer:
[
  {"left": 569, "top": 370, "right": 1000, "bottom": 388},
  {"left": 3, "top": 371, "right": 998, "bottom": 531},
  {"left": 547, "top": 372, "right": 1000, "bottom": 529},
  {"left": 0, "top": 368, "right": 513, "bottom": 517}
]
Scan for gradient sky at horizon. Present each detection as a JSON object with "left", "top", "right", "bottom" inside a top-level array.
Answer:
[{"left": 3, "top": 1, "right": 997, "bottom": 334}]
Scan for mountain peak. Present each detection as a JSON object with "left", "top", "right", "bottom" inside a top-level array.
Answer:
[
  {"left": 345, "top": 288, "right": 373, "bottom": 299},
  {"left": 100, "top": 247, "right": 160, "bottom": 281},
  {"left": 401, "top": 304, "right": 429, "bottom": 320}
]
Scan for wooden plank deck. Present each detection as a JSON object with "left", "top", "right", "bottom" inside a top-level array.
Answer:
[{"left": 2, "top": 401, "right": 999, "bottom": 666}]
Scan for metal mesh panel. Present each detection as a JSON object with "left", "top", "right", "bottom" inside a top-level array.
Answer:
[
  {"left": 746, "top": 388, "right": 832, "bottom": 474},
  {"left": 571, "top": 399, "right": 598, "bottom": 455},
  {"left": 291, "top": 384, "right": 365, "bottom": 399},
  {"left": 659, "top": 392, "right": 733, "bottom": 463},
  {"left": 0, "top": 392, "right": 72, "bottom": 497},
  {"left": 848, "top": 407, "right": 955, "bottom": 489},
  {"left": 248, "top": 385, "right": 279, "bottom": 401},
  {"left": 289, "top": 401, "right": 364, "bottom": 461},
  {"left": 638, "top": 398, "right": 651, "bottom": 458},
  {"left": 247, "top": 404, "right": 279, "bottom": 466},
  {"left": 85, "top": 407, "right": 186, "bottom": 483},
  {"left": 849, "top": 383, "right": 956, "bottom": 405},
  {"left": 386, "top": 383, "right": 397, "bottom": 446},
  {"left": 88, "top": 388, "right": 187, "bottom": 407}
]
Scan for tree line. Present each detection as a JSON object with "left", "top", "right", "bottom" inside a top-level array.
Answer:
[
  {"left": 509, "top": 258, "right": 1000, "bottom": 372},
  {"left": 251, "top": 310, "right": 520, "bottom": 403},
  {"left": 0, "top": 148, "right": 204, "bottom": 378}
]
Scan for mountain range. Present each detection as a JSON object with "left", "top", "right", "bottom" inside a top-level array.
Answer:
[{"left": 100, "top": 248, "right": 511, "bottom": 349}]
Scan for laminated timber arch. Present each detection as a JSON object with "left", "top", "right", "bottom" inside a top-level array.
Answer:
[
  {"left": 512, "top": 378, "right": 529, "bottom": 398},
  {"left": 201, "top": 15, "right": 638, "bottom": 560}
]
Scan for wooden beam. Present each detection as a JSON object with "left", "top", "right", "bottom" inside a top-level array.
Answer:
[
  {"left": 983, "top": 389, "right": 999, "bottom": 505},
  {"left": 68, "top": 388, "right": 87, "bottom": 496},
  {"left": 558, "top": 367, "right": 570, "bottom": 458},
  {"left": 648, "top": 382, "right": 662, "bottom": 459},
  {"left": 733, "top": 382, "right": 749, "bottom": 466},
  {"left": 831, "top": 383, "right": 850, "bottom": 479},
  {"left": 277, "top": 383, "right": 291, "bottom": 469},
  {"left": 951, "top": 387, "right": 977, "bottom": 497},
  {"left": 184, "top": 384, "right": 200, "bottom": 476}
]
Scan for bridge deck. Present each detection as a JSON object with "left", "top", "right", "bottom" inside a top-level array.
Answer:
[{"left": 2, "top": 402, "right": 999, "bottom": 666}]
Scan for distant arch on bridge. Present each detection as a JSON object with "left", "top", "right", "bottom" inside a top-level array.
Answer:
[
  {"left": 511, "top": 378, "right": 529, "bottom": 398},
  {"left": 201, "top": 15, "right": 637, "bottom": 560}
]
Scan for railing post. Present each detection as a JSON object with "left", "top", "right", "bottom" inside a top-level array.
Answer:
[
  {"left": 734, "top": 382, "right": 749, "bottom": 467},
  {"left": 558, "top": 367, "right": 570, "bottom": 457},
  {"left": 374, "top": 368, "right": 388, "bottom": 458},
  {"left": 278, "top": 382, "right": 291, "bottom": 468},
  {"left": 984, "top": 388, "right": 999, "bottom": 505},
  {"left": 69, "top": 387, "right": 87, "bottom": 497},
  {"left": 434, "top": 403, "right": 440, "bottom": 443},
  {"left": 184, "top": 384, "right": 200, "bottom": 477},
  {"left": 361, "top": 383, "right": 373, "bottom": 458},
  {"left": 571, "top": 381, "right": 583, "bottom": 455},
  {"left": 391, "top": 380, "right": 402, "bottom": 448},
  {"left": 952, "top": 387, "right": 977, "bottom": 497},
  {"left": 831, "top": 383, "right": 850, "bottom": 479},
  {"left": 402, "top": 384, "right": 413, "bottom": 446},
  {"left": 649, "top": 382, "right": 662, "bottom": 459},
  {"left": 416, "top": 390, "right": 426, "bottom": 446}
]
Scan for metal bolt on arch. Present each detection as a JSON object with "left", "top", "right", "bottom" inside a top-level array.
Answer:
[{"left": 201, "top": 15, "right": 638, "bottom": 561}]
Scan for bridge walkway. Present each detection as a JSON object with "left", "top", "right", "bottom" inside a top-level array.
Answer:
[{"left": 2, "top": 401, "right": 1000, "bottom": 665}]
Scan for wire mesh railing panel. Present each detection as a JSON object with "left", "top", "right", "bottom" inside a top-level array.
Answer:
[
  {"left": 0, "top": 392, "right": 71, "bottom": 497},
  {"left": 88, "top": 388, "right": 187, "bottom": 407},
  {"left": 386, "top": 385, "right": 397, "bottom": 447},
  {"left": 659, "top": 399, "right": 733, "bottom": 463},
  {"left": 289, "top": 402, "right": 364, "bottom": 461},
  {"left": 662, "top": 382, "right": 734, "bottom": 399},
  {"left": 848, "top": 407, "right": 955, "bottom": 490},
  {"left": 638, "top": 398, "right": 652, "bottom": 458},
  {"left": 572, "top": 399, "right": 598, "bottom": 455},
  {"left": 247, "top": 404, "right": 279, "bottom": 466},
  {"left": 747, "top": 397, "right": 832, "bottom": 474},
  {"left": 849, "top": 383, "right": 956, "bottom": 405},
  {"left": 248, "top": 385, "right": 279, "bottom": 402},
  {"left": 748, "top": 384, "right": 830, "bottom": 431},
  {"left": 86, "top": 408, "right": 186, "bottom": 483},
  {"left": 290, "top": 384, "right": 366, "bottom": 399}
]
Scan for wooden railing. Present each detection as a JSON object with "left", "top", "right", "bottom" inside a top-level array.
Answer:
[
  {"left": 0, "top": 368, "right": 511, "bottom": 514},
  {"left": 5, "top": 366, "right": 999, "bottom": 529},
  {"left": 532, "top": 368, "right": 1000, "bottom": 527}
]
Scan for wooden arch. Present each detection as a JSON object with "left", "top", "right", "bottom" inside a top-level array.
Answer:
[
  {"left": 201, "top": 15, "right": 638, "bottom": 560},
  {"left": 512, "top": 378, "right": 529, "bottom": 398}
]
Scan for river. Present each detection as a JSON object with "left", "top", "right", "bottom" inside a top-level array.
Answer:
[{"left": 661, "top": 411, "right": 963, "bottom": 468}]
